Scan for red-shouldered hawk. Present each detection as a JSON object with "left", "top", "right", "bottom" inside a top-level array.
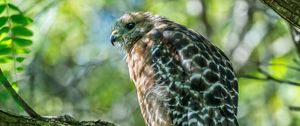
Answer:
[{"left": 110, "top": 12, "right": 238, "bottom": 126}]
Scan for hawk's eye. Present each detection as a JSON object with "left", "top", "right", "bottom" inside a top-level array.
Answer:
[{"left": 125, "top": 23, "right": 135, "bottom": 30}]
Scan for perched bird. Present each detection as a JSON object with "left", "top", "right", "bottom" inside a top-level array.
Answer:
[{"left": 110, "top": 12, "right": 238, "bottom": 126}]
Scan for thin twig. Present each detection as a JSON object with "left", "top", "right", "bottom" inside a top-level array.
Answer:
[
  {"left": 260, "top": 63, "right": 300, "bottom": 72},
  {"left": 290, "top": 25, "right": 300, "bottom": 57},
  {"left": 289, "top": 106, "right": 300, "bottom": 111},
  {"left": 198, "top": 0, "right": 212, "bottom": 37},
  {"left": 258, "top": 68, "right": 300, "bottom": 86},
  {"left": 0, "top": 68, "right": 43, "bottom": 119},
  {"left": 238, "top": 68, "right": 300, "bottom": 86}
]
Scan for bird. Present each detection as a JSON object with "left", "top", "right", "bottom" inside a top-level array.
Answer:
[{"left": 110, "top": 12, "right": 238, "bottom": 126}]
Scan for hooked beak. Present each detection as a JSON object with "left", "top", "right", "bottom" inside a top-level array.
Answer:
[
  {"left": 110, "top": 35, "right": 116, "bottom": 46},
  {"left": 110, "top": 30, "right": 119, "bottom": 46}
]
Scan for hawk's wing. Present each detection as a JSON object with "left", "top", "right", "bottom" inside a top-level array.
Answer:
[{"left": 156, "top": 25, "right": 238, "bottom": 126}]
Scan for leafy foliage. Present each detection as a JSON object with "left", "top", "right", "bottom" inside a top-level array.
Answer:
[
  {"left": 0, "top": 0, "right": 34, "bottom": 117},
  {"left": 0, "top": 1, "right": 33, "bottom": 70}
]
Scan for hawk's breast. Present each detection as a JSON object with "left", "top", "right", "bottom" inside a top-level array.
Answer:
[{"left": 126, "top": 35, "right": 172, "bottom": 126}]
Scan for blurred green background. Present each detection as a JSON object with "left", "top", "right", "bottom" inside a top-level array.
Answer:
[{"left": 0, "top": 0, "right": 300, "bottom": 126}]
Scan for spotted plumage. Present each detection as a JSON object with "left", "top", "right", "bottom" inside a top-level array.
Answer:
[{"left": 111, "top": 12, "right": 238, "bottom": 126}]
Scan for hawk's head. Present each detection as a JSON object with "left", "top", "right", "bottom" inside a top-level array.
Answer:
[{"left": 110, "top": 12, "right": 158, "bottom": 51}]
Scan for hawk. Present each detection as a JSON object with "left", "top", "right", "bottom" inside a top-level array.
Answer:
[{"left": 110, "top": 12, "right": 238, "bottom": 126}]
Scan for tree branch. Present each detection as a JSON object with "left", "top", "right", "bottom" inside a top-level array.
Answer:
[
  {"left": 238, "top": 67, "right": 300, "bottom": 86},
  {"left": 0, "top": 109, "right": 115, "bottom": 126},
  {"left": 289, "top": 106, "right": 300, "bottom": 111},
  {"left": 260, "top": 0, "right": 300, "bottom": 28},
  {"left": 0, "top": 68, "right": 42, "bottom": 119}
]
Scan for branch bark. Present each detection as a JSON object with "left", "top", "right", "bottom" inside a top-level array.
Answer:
[
  {"left": 260, "top": 0, "right": 300, "bottom": 28},
  {"left": 0, "top": 109, "right": 115, "bottom": 126}
]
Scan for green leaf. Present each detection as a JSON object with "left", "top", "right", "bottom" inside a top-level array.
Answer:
[
  {"left": 0, "top": 56, "right": 12, "bottom": 63},
  {"left": 16, "top": 57, "right": 24, "bottom": 62},
  {"left": 16, "top": 66, "right": 24, "bottom": 71},
  {"left": 0, "top": 44, "right": 8, "bottom": 49},
  {"left": 0, "top": 47, "right": 11, "bottom": 55},
  {"left": 0, "top": 17, "right": 7, "bottom": 27},
  {"left": 0, "top": 37, "right": 10, "bottom": 42},
  {"left": 0, "top": 4, "right": 6, "bottom": 14},
  {"left": 11, "top": 81, "right": 19, "bottom": 92},
  {"left": 13, "top": 38, "right": 32, "bottom": 46},
  {"left": 12, "top": 26, "right": 33, "bottom": 36},
  {"left": 7, "top": 3, "right": 21, "bottom": 13},
  {"left": 0, "top": 26, "right": 9, "bottom": 34},
  {"left": 11, "top": 15, "right": 31, "bottom": 25},
  {"left": 16, "top": 48, "right": 30, "bottom": 54}
]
